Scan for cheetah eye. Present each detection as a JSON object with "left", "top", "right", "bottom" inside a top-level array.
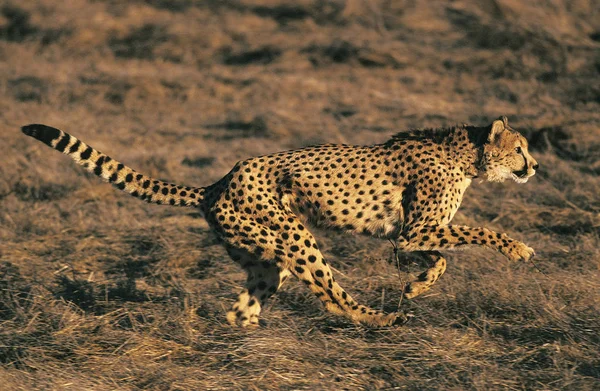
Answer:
[{"left": 515, "top": 146, "right": 522, "bottom": 154}]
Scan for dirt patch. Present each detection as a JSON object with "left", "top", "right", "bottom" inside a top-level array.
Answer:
[
  {"left": 303, "top": 40, "right": 405, "bottom": 68},
  {"left": 181, "top": 156, "right": 215, "bottom": 168},
  {"left": 204, "top": 116, "right": 269, "bottom": 139},
  {"left": 0, "top": 5, "right": 67, "bottom": 44},
  {"left": 9, "top": 76, "right": 48, "bottom": 103},
  {"left": 109, "top": 24, "right": 170, "bottom": 60},
  {"left": 13, "top": 180, "right": 72, "bottom": 202},
  {"left": 221, "top": 45, "right": 282, "bottom": 66}
]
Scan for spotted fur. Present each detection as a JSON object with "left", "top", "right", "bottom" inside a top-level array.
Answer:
[{"left": 21, "top": 116, "right": 538, "bottom": 327}]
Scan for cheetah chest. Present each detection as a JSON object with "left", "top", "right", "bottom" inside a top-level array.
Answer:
[{"left": 417, "top": 176, "right": 472, "bottom": 227}]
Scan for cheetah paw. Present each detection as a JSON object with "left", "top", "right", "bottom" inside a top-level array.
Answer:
[
  {"left": 391, "top": 311, "right": 414, "bottom": 327},
  {"left": 226, "top": 310, "right": 260, "bottom": 328},
  {"left": 504, "top": 242, "right": 535, "bottom": 262}
]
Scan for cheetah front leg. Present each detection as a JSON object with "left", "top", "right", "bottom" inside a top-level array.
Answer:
[
  {"left": 403, "top": 251, "right": 447, "bottom": 299},
  {"left": 402, "top": 225, "right": 535, "bottom": 261}
]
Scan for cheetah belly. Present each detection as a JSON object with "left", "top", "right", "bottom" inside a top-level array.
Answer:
[{"left": 287, "top": 184, "right": 406, "bottom": 240}]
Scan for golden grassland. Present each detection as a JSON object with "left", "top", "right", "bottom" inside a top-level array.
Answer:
[{"left": 1, "top": 1, "right": 599, "bottom": 389}]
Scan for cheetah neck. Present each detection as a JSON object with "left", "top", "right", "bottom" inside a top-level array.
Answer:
[
  {"left": 446, "top": 126, "right": 484, "bottom": 178},
  {"left": 385, "top": 125, "right": 483, "bottom": 178}
]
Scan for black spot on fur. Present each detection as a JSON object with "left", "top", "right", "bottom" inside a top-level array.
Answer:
[
  {"left": 54, "top": 134, "right": 71, "bottom": 152},
  {"left": 80, "top": 147, "right": 93, "bottom": 160},
  {"left": 68, "top": 140, "right": 81, "bottom": 154}
]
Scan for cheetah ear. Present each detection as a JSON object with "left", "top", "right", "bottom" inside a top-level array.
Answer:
[{"left": 488, "top": 116, "right": 508, "bottom": 143}]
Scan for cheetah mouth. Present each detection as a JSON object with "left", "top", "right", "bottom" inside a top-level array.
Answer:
[
  {"left": 513, "top": 167, "right": 528, "bottom": 177},
  {"left": 512, "top": 168, "right": 530, "bottom": 183}
]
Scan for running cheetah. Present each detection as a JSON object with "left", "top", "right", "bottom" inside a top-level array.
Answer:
[{"left": 21, "top": 116, "right": 538, "bottom": 327}]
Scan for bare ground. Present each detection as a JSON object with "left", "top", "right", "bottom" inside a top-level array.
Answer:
[{"left": 1, "top": 1, "right": 599, "bottom": 390}]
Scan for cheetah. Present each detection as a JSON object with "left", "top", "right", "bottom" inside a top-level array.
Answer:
[{"left": 21, "top": 116, "right": 538, "bottom": 327}]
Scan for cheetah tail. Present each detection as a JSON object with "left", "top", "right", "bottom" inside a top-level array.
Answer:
[{"left": 21, "top": 124, "right": 205, "bottom": 207}]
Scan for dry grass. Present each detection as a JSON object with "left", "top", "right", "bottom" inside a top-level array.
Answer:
[{"left": 1, "top": 0, "right": 599, "bottom": 389}]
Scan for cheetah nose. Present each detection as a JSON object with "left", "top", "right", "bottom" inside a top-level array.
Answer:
[{"left": 533, "top": 163, "right": 539, "bottom": 170}]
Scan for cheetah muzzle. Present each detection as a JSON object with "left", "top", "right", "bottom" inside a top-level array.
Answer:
[{"left": 21, "top": 116, "right": 539, "bottom": 328}]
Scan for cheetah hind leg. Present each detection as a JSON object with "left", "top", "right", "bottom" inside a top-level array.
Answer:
[
  {"left": 222, "top": 218, "right": 409, "bottom": 327},
  {"left": 226, "top": 248, "right": 290, "bottom": 327},
  {"left": 404, "top": 251, "right": 447, "bottom": 299},
  {"left": 282, "top": 231, "right": 410, "bottom": 327}
]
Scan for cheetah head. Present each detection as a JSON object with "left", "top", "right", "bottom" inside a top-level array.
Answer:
[{"left": 480, "top": 116, "right": 539, "bottom": 184}]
